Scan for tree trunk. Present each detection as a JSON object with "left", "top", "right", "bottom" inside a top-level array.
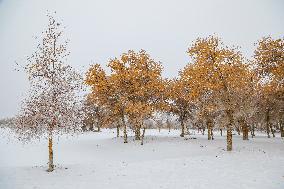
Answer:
[
  {"left": 135, "top": 125, "right": 141, "bottom": 140},
  {"left": 122, "top": 116, "right": 127, "bottom": 143},
  {"left": 166, "top": 119, "right": 171, "bottom": 132},
  {"left": 280, "top": 122, "right": 284, "bottom": 138},
  {"left": 244, "top": 126, "right": 249, "bottom": 140},
  {"left": 266, "top": 123, "right": 271, "bottom": 138},
  {"left": 117, "top": 125, "right": 120, "bottom": 138},
  {"left": 180, "top": 118, "right": 185, "bottom": 137},
  {"left": 207, "top": 126, "right": 211, "bottom": 140},
  {"left": 240, "top": 119, "right": 249, "bottom": 140},
  {"left": 47, "top": 134, "right": 54, "bottom": 172},
  {"left": 185, "top": 124, "right": 190, "bottom": 136},
  {"left": 97, "top": 123, "right": 101, "bottom": 132},
  {"left": 227, "top": 127, "right": 233, "bottom": 151},
  {"left": 202, "top": 127, "right": 205, "bottom": 135},
  {"left": 245, "top": 125, "right": 249, "bottom": 140},
  {"left": 81, "top": 125, "right": 87, "bottom": 132},
  {"left": 141, "top": 127, "right": 146, "bottom": 145},
  {"left": 207, "top": 120, "right": 213, "bottom": 140},
  {"left": 250, "top": 125, "right": 255, "bottom": 138},
  {"left": 220, "top": 129, "right": 223, "bottom": 136},
  {"left": 226, "top": 110, "right": 234, "bottom": 151},
  {"left": 134, "top": 129, "right": 138, "bottom": 140},
  {"left": 270, "top": 124, "right": 275, "bottom": 138},
  {"left": 266, "top": 109, "right": 271, "bottom": 138},
  {"left": 89, "top": 124, "right": 94, "bottom": 132}
]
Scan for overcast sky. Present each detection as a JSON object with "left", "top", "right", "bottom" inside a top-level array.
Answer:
[{"left": 0, "top": 0, "right": 283, "bottom": 118}]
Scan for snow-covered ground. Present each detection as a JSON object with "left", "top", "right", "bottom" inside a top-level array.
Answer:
[{"left": 0, "top": 128, "right": 283, "bottom": 189}]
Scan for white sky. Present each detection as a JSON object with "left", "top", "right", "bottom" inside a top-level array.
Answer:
[{"left": 0, "top": 0, "right": 283, "bottom": 118}]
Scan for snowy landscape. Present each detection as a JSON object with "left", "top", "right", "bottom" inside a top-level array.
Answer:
[
  {"left": 0, "top": 128, "right": 283, "bottom": 189},
  {"left": 1, "top": 0, "right": 284, "bottom": 189}
]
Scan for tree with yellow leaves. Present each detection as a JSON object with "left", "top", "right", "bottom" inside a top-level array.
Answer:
[
  {"left": 167, "top": 65, "right": 197, "bottom": 137},
  {"left": 187, "top": 36, "right": 251, "bottom": 151},
  {"left": 110, "top": 50, "right": 165, "bottom": 144},
  {"left": 254, "top": 82, "right": 280, "bottom": 138},
  {"left": 85, "top": 63, "right": 128, "bottom": 142},
  {"left": 254, "top": 36, "right": 284, "bottom": 83},
  {"left": 86, "top": 50, "right": 165, "bottom": 144},
  {"left": 181, "top": 63, "right": 221, "bottom": 140},
  {"left": 233, "top": 71, "right": 257, "bottom": 140},
  {"left": 254, "top": 36, "right": 284, "bottom": 137}
]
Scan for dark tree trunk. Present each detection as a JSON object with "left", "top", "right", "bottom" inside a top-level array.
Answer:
[
  {"left": 117, "top": 125, "right": 120, "bottom": 137},
  {"left": 180, "top": 118, "right": 185, "bottom": 137},
  {"left": 81, "top": 125, "right": 87, "bottom": 132},
  {"left": 280, "top": 122, "right": 284, "bottom": 138},
  {"left": 89, "top": 124, "right": 94, "bottom": 132},
  {"left": 250, "top": 125, "right": 255, "bottom": 138},
  {"left": 266, "top": 123, "right": 271, "bottom": 138},
  {"left": 240, "top": 119, "right": 249, "bottom": 140},
  {"left": 122, "top": 115, "right": 127, "bottom": 143},
  {"left": 141, "top": 127, "right": 146, "bottom": 145},
  {"left": 207, "top": 120, "right": 213, "bottom": 140},
  {"left": 207, "top": 126, "right": 211, "bottom": 140},
  {"left": 270, "top": 124, "right": 275, "bottom": 138}
]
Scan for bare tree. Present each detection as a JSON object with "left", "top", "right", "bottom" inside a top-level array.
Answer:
[{"left": 14, "top": 13, "right": 82, "bottom": 172}]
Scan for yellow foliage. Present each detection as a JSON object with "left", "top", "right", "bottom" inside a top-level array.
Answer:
[
  {"left": 85, "top": 50, "right": 165, "bottom": 127},
  {"left": 254, "top": 36, "right": 284, "bottom": 83}
]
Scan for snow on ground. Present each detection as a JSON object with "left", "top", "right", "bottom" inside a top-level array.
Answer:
[{"left": 0, "top": 128, "right": 283, "bottom": 189}]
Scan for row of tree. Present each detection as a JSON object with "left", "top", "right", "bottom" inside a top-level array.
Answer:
[
  {"left": 12, "top": 15, "right": 283, "bottom": 172},
  {"left": 84, "top": 36, "right": 284, "bottom": 151}
]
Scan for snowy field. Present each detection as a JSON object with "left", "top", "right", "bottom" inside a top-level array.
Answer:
[{"left": 0, "top": 128, "right": 283, "bottom": 189}]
